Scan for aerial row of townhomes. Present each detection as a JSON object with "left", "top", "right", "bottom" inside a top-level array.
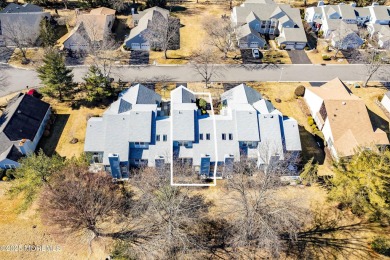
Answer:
[
  {"left": 79, "top": 80, "right": 389, "bottom": 179},
  {"left": 2, "top": 1, "right": 390, "bottom": 50},
  {"left": 1, "top": 79, "right": 389, "bottom": 177}
]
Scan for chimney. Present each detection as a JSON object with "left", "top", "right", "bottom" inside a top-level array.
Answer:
[
  {"left": 372, "top": 2, "right": 379, "bottom": 6},
  {"left": 131, "top": 8, "right": 135, "bottom": 15},
  {"left": 317, "top": 1, "right": 324, "bottom": 7},
  {"left": 350, "top": 2, "right": 356, "bottom": 7}
]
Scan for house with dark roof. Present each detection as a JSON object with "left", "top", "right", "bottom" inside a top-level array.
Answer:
[
  {"left": 231, "top": 0, "right": 307, "bottom": 50},
  {"left": 84, "top": 83, "right": 301, "bottom": 179},
  {"left": 0, "top": 3, "right": 50, "bottom": 47},
  {"left": 0, "top": 94, "right": 51, "bottom": 169},
  {"left": 304, "top": 78, "right": 389, "bottom": 159}
]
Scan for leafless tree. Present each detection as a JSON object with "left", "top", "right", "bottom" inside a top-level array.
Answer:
[
  {"left": 222, "top": 157, "right": 309, "bottom": 259},
  {"left": 202, "top": 16, "right": 237, "bottom": 59},
  {"left": 125, "top": 167, "right": 211, "bottom": 259},
  {"left": 40, "top": 164, "right": 130, "bottom": 239},
  {"left": 191, "top": 47, "right": 221, "bottom": 88},
  {"left": 330, "top": 27, "right": 363, "bottom": 59},
  {"left": 73, "top": 18, "right": 120, "bottom": 80},
  {"left": 360, "top": 49, "right": 388, "bottom": 87},
  {"left": 1, "top": 19, "right": 39, "bottom": 63},
  {"left": 142, "top": 14, "right": 180, "bottom": 59}
]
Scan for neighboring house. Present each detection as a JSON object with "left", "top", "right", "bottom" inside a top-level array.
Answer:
[
  {"left": 304, "top": 78, "right": 389, "bottom": 159},
  {"left": 84, "top": 83, "right": 302, "bottom": 179},
  {"left": 381, "top": 91, "right": 390, "bottom": 113},
  {"left": 0, "top": 3, "right": 50, "bottom": 47},
  {"left": 330, "top": 21, "right": 364, "bottom": 50},
  {"left": 231, "top": 0, "right": 307, "bottom": 50},
  {"left": 124, "top": 7, "right": 169, "bottom": 50},
  {"left": 376, "top": 26, "right": 390, "bottom": 48},
  {"left": 0, "top": 94, "right": 51, "bottom": 169},
  {"left": 306, "top": 2, "right": 390, "bottom": 48},
  {"left": 61, "top": 7, "right": 116, "bottom": 51}
]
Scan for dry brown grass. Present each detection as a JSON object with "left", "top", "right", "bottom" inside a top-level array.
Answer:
[
  {"left": 306, "top": 39, "right": 349, "bottom": 64},
  {"left": 40, "top": 97, "right": 106, "bottom": 159},
  {"left": 8, "top": 48, "right": 45, "bottom": 69},
  {"left": 0, "top": 182, "right": 112, "bottom": 260},
  {"left": 149, "top": 1, "right": 241, "bottom": 64}
]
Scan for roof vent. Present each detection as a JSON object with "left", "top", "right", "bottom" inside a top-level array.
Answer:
[
  {"left": 17, "top": 110, "right": 21, "bottom": 113},
  {"left": 342, "top": 101, "right": 346, "bottom": 105}
]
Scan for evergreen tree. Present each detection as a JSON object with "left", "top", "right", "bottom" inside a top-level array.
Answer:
[
  {"left": 328, "top": 148, "right": 390, "bottom": 219},
  {"left": 37, "top": 48, "right": 74, "bottom": 101},
  {"left": 39, "top": 16, "right": 57, "bottom": 47},
  {"left": 8, "top": 150, "right": 65, "bottom": 211},
  {"left": 83, "top": 65, "right": 112, "bottom": 103}
]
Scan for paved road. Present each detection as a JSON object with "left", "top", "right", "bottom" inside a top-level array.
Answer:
[{"left": 1, "top": 64, "right": 390, "bottom": 97}]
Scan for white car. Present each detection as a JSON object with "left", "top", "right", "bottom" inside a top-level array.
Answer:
[{"left": 252, "top": 48, "right": 260, "bottom": 59}]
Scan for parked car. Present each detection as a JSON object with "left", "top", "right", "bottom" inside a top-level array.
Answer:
[
  {"left": 26, "top": 89, "right": 42, "bottom": 99},
  {"left": 252, "top": 49, "right": 260, "bottom": 59}
]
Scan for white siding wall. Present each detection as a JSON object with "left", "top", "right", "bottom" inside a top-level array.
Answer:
[
  {"left": 381, "top": 94, "right": 390, "bottom": 113},
  {"left": 304, "top": 89, "right": 324, "bottom": 117}
]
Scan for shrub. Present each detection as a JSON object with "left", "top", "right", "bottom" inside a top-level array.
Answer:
[
  {"left": 371, "top": 237, "right": 390, "bottom": 256},
  {"left": 311, "top": 124, "right": 318, "bottom": 131},
  {"left": 307, "top": 117, "right": 314, "bottom": 126},
  {"left": 295, "top": 85, "right": 305, "bottom": 97},
  {"left": 318, "top": 30, "right": 324, "bottom": 38},
  {"left": 322, "top": 54, "right": 331, "bottom": 61},
  {"left": 314, "top": 130, "right": 324, "bottom": 140},
  {"left": 2, "top": 176, "right": 8, "bottom": 181},
  {"left": 198, "top": 98, "right": 207, "bottom": 109}
]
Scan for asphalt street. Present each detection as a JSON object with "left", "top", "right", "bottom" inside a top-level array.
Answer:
[{"left": 1, "top": 64, "right": 390, "bottom": 97}]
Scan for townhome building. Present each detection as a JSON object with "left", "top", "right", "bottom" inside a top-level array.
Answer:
[
  {"left": 305, "top": 2, "right": 390, "bottom": 49},
  {"left": 231, "top": 0, "right": 307, "bottom": 50},
  {"left": 84, "top": 84, "right": 302, "bottom": 179}
]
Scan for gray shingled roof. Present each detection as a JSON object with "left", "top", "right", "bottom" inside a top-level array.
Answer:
[
  {"left": 172, "top": 103, "right": 196, "bottom": 141},
  {"left": 282, "top": 118, "right": 301, "bottom": 151},
  {"left": 221, "top": 83, "right": 262, "bottom": 105},
  {"left": 0, "top": 3, "right": 43, "bottom": 13}
]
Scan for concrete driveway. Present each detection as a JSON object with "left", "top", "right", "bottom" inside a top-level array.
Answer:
[
  {"left": 288, "top": 50, "right": 311, "bottom": 64},
  {"left": 240, "top": 49, "right": 263, "bottom": 64},
  {"left": 130, "top": 51, "right": 149, "bottom": 65}
]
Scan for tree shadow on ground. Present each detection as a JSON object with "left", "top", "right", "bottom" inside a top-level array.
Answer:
[
  {"left": 367, "top": 108, "right": 390, "bottom": 140},
  {"left": 37, "top": 114, "right": 69, "bottom": 156},
  {"left": 299, "top": 125, "right": 325, "bottom": 165},
  {"left": 285, "top": 207, "right": 378, "bottom": 259}
]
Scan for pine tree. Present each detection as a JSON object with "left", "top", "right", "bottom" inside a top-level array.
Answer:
[
  {"left": 37, "top": 48, "right": 74, "bottom": 101},
  {"left": 83, "top": 65, "right": 112, "bottom": 103},
  {"left": 39, "top": 16, "right": 57, "bottom": 47},
  {"left": 328, "top": 148, "right": 390, "bottom": 219}
]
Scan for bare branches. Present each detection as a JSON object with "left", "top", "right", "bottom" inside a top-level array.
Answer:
[
  {"left": 191, "top": 47, "right": 221, "bottom": 88},
  {"left": 202, "top": 15, "right": 237, "bottom": 59},
  {"left": 127, "top": 167, "right": 211, "bottom": 259},
  {"left": 1, "top": 18, "right": 39, "bottom": 63},
  {"left": 141, "top": 14, "right": 180, "bottom": 59},
  {"left": 40, "top": 164, "right": 130, "bottom": 238},
  {"left": 223, "top": 158, "right": 310, "bottom": 258}
]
